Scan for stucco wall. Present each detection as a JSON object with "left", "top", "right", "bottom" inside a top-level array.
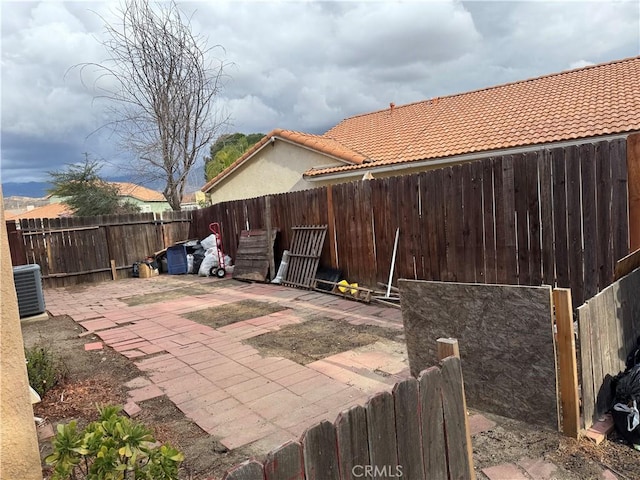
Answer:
[
  {"left": 0, "top": 187, "right": 43, "bottom": 479},
  {"left": 208, "top": 141, "right": 343, "bottom": 204}
]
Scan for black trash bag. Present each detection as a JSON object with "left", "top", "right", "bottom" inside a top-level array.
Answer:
[
  {"left": 192, "top": 252, "right": 205, "bottom": 274},
  {"left": 626, "top": 336, "right": 640, "bottom": 371},
  {"left": 612, "top": 364, "right": 640, "bottom": 448}
]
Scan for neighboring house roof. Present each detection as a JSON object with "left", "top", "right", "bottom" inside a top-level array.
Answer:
[
  {"left": 201, "top": 129, "right": 369, "bottom": 192},
  {"left": 201, "top": 55, "right": 640, "bottom": 191},
  {"left": 5, "top": 203, "right": 71, "bottom": 221},
  {"left": 307, "top": 56, "right": 640, "bottom": 177},
  {"left": 111, "top": 182, "right": 166, "bottom": 202}
]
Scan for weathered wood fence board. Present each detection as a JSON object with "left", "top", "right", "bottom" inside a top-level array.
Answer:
[
  {"left": 578, "top": 266, "right": 640, "bottom": 429},
  {"left": 222, "top": 357, "right": 473, "bottom": 480},
  {"left": 399, "top": 279, "right": 559, "bottom": 429},
  {"left": 336, "top": 406, "right": 369, "bottom": 480},
  {"left": 264, "top": 441, "right": 303, "bottom": 480},
  {"left": 392, "top": 377, "right": 424, "bottom": 480}
]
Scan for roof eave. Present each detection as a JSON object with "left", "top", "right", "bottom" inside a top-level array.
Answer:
[
  {"left": 275, "top": 136, "right": 367, "bottom": 166},
  {"left": 304, "top": 132, "right": 635, "bottom": 181}
]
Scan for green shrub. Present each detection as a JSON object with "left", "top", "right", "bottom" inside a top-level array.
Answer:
[
  {"left": 46, "top": 405, "right": 184, "bottom": 480},
  {"left": 25, "top": 345, "right": 66, "bottom": 396}
]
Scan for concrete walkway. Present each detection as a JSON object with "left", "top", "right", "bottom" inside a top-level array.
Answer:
[{"left": 45, "top": 276, "right": 408, "bottom": 452}]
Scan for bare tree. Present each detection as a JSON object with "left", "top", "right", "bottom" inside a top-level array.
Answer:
[{"left": 80, "top": 0, "right": 228, "bottom": 210}]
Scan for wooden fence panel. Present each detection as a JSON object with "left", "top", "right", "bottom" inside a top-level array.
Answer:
[
  {"left": 481, "top": 161, "right": 497, "bottom": 284},
  {"left": 5, "top": 221, "right": 26, "bottom": 266},
  {"left": 222, "top": 460, "right": 264, "bottom": 480},
  {"left": 461, "top": 164, "right": 476, "bottom": 283},
  {"left": 302, "top": 421, "right": 340, "bottom": 480},
  {"left": 264, "top": 441, "right": 304, "bottom": 480},
  {"left": 336, "top": 405, "right": 370, "bottom": 480},
  {"left": 365, "top": 391, "right": 397, "bottom": 475},
  {"left": 538, "top": 151, "right": 555, "bottom": 286},
  {"left": 611, "top": 139, "right": 630, "bottom": 264},
  {"left": 370, "top": 178, "right": 392, "bottom": 284},
  {"left": 596, "top": 141, "right": 614, "bottom": 291},
  {"left": 552, "top": 148, "right": 570, "bottom": 290},
  {"left": 581, "top": 144, "right": 598, "bottom": 299},
  {"left": 577, "top": 265, "right": 640, "bottom": 428},
  {"left": 419, "top": 366, "right": 447, "bottom": 480},
  {"left": 441, "top": 356, "right": 473, "bottom": 479},
  {"left": 392, "top": 377, "right": 424, "bottom": 480},
  {"left": 223, "top": 361, "right": 473, "bottom": 480},
  {"left": 495, "top": 156, "right": 518, "bottom": 285},
  {"left": 525, "top": 151, "right": 542, "bottom": 286}
]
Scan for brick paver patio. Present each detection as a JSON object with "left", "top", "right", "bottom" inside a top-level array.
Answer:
[{"left": 45, "top": 275, "right": 408, "bottom": 452}]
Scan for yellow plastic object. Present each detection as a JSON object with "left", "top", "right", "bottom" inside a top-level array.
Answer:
[
  {"left": 337, "top": 280, "right": 358, "bottom": 296},
  {"left": 337, "top": 280, "right": 350, "bottom": 293}
]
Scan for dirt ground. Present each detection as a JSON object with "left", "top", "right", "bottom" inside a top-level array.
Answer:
[{"left": 21, "top": 288, "right": 640, "bottom": 480}]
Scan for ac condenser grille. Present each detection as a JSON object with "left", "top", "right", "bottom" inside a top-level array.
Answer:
[{"left": 13, "top": 264, "right": 46, "bottom": 318}]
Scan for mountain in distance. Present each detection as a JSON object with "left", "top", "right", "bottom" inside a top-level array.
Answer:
[{"left": 2, "top": 181, "right": 52, "bottom": 198}]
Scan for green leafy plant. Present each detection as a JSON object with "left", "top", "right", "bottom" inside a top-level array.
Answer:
[
  {"left": 46, "top": 405, "right": 184, "bottom": 480},
  {"left": 25, "top": 345, "right": 66, "bottom": 396}
]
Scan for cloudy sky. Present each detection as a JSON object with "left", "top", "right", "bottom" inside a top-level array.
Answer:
[{"left": 1, "top": 0, "right": 639, "bottom": 191}]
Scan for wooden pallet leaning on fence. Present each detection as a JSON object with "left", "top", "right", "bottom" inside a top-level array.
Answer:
[
  {"left": 282, "top": 225, "right": 327, "bottom": 289},
  {"left": 222, "top": 355, "right": 475, "bottom": 480}
]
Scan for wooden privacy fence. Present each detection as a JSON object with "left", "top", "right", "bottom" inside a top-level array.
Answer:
[
  {"left": 5, "top": 137, "right": 632, "bottom": 301},
  {"left": 577, "top": 265, "right": 640, "bottom": 429},
  {"left": 191, "top": 139, "right": 630, "bottom": 308},
  {"left": 222, "top": 356, "right": 474, "bottom": 480},
  {"left": 7, "top": 211, "right": 191, "bottom": 287}
]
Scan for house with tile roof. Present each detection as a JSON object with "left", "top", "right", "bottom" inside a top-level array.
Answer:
[
  {"left": 109, "top": 182, "right": 171, "bottom": 213},
  {"left": 202, "top": 56, "right": 640, "bottom": 204},
  {"left": 46, "top": 181, "right": 171, "bottom": 214},
  {"left": 5, "top": 202, "right": 72, "bottom": 221}
]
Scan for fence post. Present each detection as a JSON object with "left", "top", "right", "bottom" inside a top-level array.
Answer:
[
  {"left": 265, "top": 196, "right": 275, "bottom": 281},
  {"left": 437, "top": 338, "right": 476, "bottom": 480},
  {"left": 326, "top": 185, "right": 338, "bottom": 269},
  {"left": 553, "top": 288, "right": 581, "bottom": 438},
  {"left": 627, "top": 133, "right": 640, "bottom": 251}
]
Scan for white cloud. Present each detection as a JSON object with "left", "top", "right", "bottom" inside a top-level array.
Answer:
[{"left": 1, "top": 0, "right": 639, "bottom": 185}]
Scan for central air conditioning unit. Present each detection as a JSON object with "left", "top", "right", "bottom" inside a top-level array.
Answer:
[{"left": 13, "top": 264, "right": 46, "bottom": 318}]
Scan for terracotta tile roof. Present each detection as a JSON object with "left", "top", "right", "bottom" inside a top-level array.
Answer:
[
  {"left": 201, "top": 129, "right": 369, "bottom": 192},
  {"left": 5, "top": 202, "right": 72, "bottom": 220},
  {"left": 111, "top": 182, "right": 166, "bottom": 202},
  {"left": 306, "top": 56, "right": 640, "bottom": 177}
]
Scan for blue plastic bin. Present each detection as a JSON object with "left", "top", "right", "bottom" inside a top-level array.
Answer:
[{"left": 166, "top": 245, "right": 188, "bottom": 275}]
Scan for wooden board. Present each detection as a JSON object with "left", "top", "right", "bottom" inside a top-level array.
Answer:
[
  {"left": 365, "top": 391, "right": 397, "bottom": 472},
  {"left": 418, "top": 366, "right": 447, "bottom": 479},
  {"left": 232, "top": 229, "right": 279, "bottom": 282},
  {"left": 264, "top": 441, "right": 304, "bottom": 480},
  {"left": 628, "top": 133, "right": 640, "bottom": 252},
  {"left": 400, "top": 279, "right": 559, "bottom": 428},
  {"left": 392, "top": 377, "right": 425, "bottom": 480},
  {"left": 440, "top": 356, "right": 473, "bottom": 480},
  {"left": 614, "top": 248, "right": 640, "bottom": 281},
  {"left": 553, "top": 289, "right": 580, "bottom": 438},
  {"left": 335, "top": 405, "right": 370, "bottom": 480},
  {"left": 302, "top": 420, "right": 340, "bottom": 480}
]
